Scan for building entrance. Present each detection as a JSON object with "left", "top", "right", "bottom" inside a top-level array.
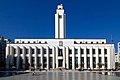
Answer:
[{"left": 58, "top": 59, "right": 63, "bottom": 67}]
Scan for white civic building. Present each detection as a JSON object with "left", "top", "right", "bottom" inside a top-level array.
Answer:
[{"left": 6, "top": 4, "right": 115, "bottom": 70}]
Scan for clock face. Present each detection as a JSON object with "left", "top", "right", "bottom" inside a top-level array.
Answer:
[{"left": 59, "top": 41, "right": 63, "bottom": 46}]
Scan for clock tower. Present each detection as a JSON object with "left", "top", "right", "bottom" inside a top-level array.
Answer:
[{"left": 55, "top": 4, "right": 66, "bottom": 39}]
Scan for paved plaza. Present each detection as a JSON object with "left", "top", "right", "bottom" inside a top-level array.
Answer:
[{"left": 0, "top": 71, "right": 120, "bottom": 80}]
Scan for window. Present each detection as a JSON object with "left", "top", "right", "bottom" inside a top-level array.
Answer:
[
  {"left": 33, "top": 41, "right": 36, "bottom": 43},
  {"left": 81, "top": 57, "right": 84, "bottom": 67},
  {"left": 31, "top": 57, "right": 34, "bottom": 67},
  {"left": 20, "top": 48, "right": 22, "bottom": 54},
  {"left": 81, "top": 49, "right": 84, "bottom": 54},
  {"left": 87, "top": 49, "right": 89, "bottom": 54},
  {"left": 93, "top": 57, "right": 96, "bottom": 68},
  {"left": 91, "top": 42, "right": 93, "bottom": 44},
  {"left": 26, "top": 48, "right": 28, "bottom": 54},
  {"left": 98, "top": 49, "right": 101, "bottom": 54},
  {"left": 37, "top": 57, "right": 41, "bottom": 67},
  {"left": 38, "top": 49, "right": 40, "bottom": 54},
  {"left": 75, "top": 57, "right": 78, "bottom": 68},
  {"left": 58, "top": 49, "right": 63, "bottom": 56},
  {"left": 96, "top": 42, "right": 98, "bottom": 44},
  {"left": 16, "top": 41, "right": 19, "bottom": 43},
  {"left": 75, "top": 49, "right": 78, "bottom": 54},
  {"left": 39, "top": 41, "right": 41, "bottom": 43},
  {"left": 32, "top": 49, "right": 34, "bottom": 54},
  {"left": 43, "top": 57, "right": 47, "bottom": 68},
  {"left": 104, "top": 49, "right": 107, "bottom": 54},
  {"left": 49, "top": 49, "right": 52, "bottom": 54},
  {"left": 22, "top": 41, "right": 24, "bottom": 43},
  {"left": 87, "top": 57, "right": 90, "bottom": 68},
  {"left": 28, "top": 41, "right": 30, "bottom": 43},
  {"left": 69, "top": 49, "right": 72, "bottom": 54},
  {"left": 99, "top": 57, "right": 101, "bottom": 63},
  {"left": 93, "top": 49, "right": 95, "bottom": 54},
  {"left": 105, "top": 57, "right": 107, "bottom": 68},
  {"left": 102, "top": 42, "right": 104, "bottom": 44},
  {"left": 85, "top": 42, "right": 87, "bottom": 44},
  {"left": 59, "top": 15, "right": 62, "bottom": 18},
  {"left": 43, "top": 48, "right": 46, "bottom": 54},
  {"left": 49, "top": 57, "right": 53, "bottom": 68}
]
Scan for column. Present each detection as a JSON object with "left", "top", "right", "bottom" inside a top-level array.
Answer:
[
  {"left": 66, "top": 47, "right": 69, "bottom": 69},
  {"left": 96, "top": 47, "right": 99, "bottom": 69},
  {"left": 90, "top": 48, "right": 93, "bottom": 69},
  {"left": 6, "top": 46, "right": 10, "bottom": 70},
  {"left": 84, "top": 47, "right": 87, "bottom": 69},
  {"left": 40, "top": 47, "right": 43, "bottom": 69},
  {"left": 35, "top": 47, "right": 38, "bottom": 69},
  {"left": 78, "top": 47, "right": 81, "bottom": 68},
  {"left": 22, "top": 47, "right": 26, "bottom": 70},
  {"left": 63, "top": 47, "right": 66, "bottom": 68},
  {"left": 28, "top": 47, "right": 31, "bottom": 69},
  {"left": 111, "top": 46, "right": 115, "bottom": 69},
  {"left": 10, "top": 46, "right": 14, "bottom": 65},
  {"left": 107, "top": 48, "right": 111, "bottom": 69},
  {"left": 72, "top": 47, "right": 75, "bottom": 69},
  {"left": 52, "top": 47, "right": 55, "bottom": 69},
  {"left": 47, "top": 47, "right": 49, "bottom": 69},
  {"left": 102, "top": 48, "right": 105, "bottom": 69},
  {"left": 16, "top": 47, "right": 20, "bottom": 70},
  {"left": 56, "top": 47, "right": 58, "bottom": 68}
]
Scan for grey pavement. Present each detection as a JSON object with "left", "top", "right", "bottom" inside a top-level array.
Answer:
[{"left": 0, "top": 71, "right": 120, "bottom": 80}]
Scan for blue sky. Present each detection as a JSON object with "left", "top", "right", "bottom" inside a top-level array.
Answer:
[{"left": 0, "top": 0, "right": 120, "bottom": 51}]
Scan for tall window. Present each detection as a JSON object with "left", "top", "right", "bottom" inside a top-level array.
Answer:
[
  {"left": 43, "top": 57, "right": 47, "bottom": 68},
  {"left": 87, "top": 49, "right": 89, "bottom": 54},
  {"left": 38, "top": 49, "right": 40, "bottom": 54},
  {"left": 81, "top": 57, "right": 84, "bottom": 68},
  {"left": 32, "top": 49, "right": 34, "bottom": 54},
  {"left": 87, "top": 57, "right": 90, "bottom": 68},
  {"left": 58, "top": 49, "right": 63, "bottom": 56},
  {"left": 49, "top": 57, "right": 53, "bottom": 68},
  {"left": 43, "top": 48, "right": 46, "bottom": 54},
  {"left": 20, "top": 48, "right": 22, "bottom": 54},
  {"left": 93, "top": 49, "right": 95, "bottom": 54},
  {"left": 31, "top": 57, "right": 34, "bottom": 67},
  {"left": 75, "top": 49, "right": 78, "bottom": 54},
  {"left": 104, "top": 49, "right": 107, "bottom": 54},
  {"left": 26, "top": 48, "right": 28, "bottom": 54},
  {"left": 49, "top": 49, "right": 52, "bottom": 54},
  {"left": 105, "top": 57, "right": 107, "bottom": 68},
  {"left": 75, "top": 57, "right": 78, "bottom": 68},
  {"left": 69, "top": 49, "right": 72, "bottom": 54},
  {"left": 98, "top": 49, "right": 101, "bottom": 54},
  {"left": 81, "top": 49, "right": 84, "bottom": 54},
  {"left": 99, "top": 57, "right": 101, "bottom": 63},
  {"left": 93, "top": 57, "right": 96, "bottom": 68}
]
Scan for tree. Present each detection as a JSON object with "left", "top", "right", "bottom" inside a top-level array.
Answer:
[
  {"left": 97, "top": 63, "right": 105, "bottom": 70},
  {"left": 38, "top": 63, "right": 42, "bottom": 71}
]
